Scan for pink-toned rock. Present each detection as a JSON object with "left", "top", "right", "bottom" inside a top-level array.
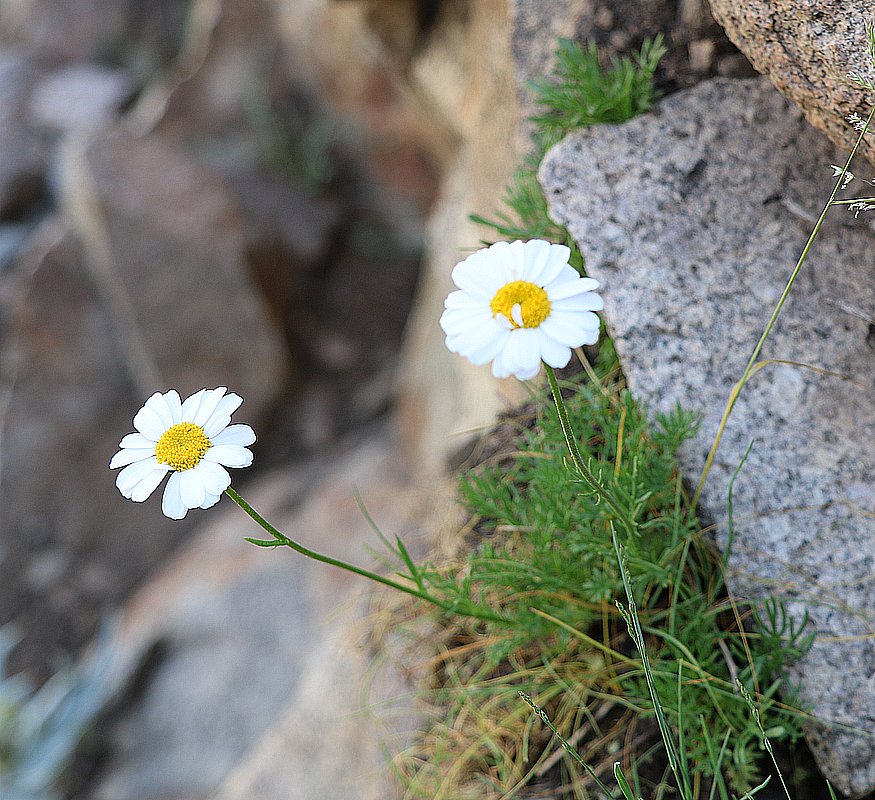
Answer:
[{"left": 708, "top": 2, "right": 875, "bottom": 165}]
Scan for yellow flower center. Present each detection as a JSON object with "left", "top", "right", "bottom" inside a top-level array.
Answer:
[
  {"left": 154, "top": 422, "right": 212, "bottom": 471},
  {"left": 490, "top": 280, "right": 551, "bottom": 329}
]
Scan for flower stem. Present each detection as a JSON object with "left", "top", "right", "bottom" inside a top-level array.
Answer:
[
  {"left": 224, "top": 486, "right": 507, "bottom": 625},
  {"left": 690, "top": 103, "right": 875, "bottom": 510},
  {"left": 544, "top": 364, "right": 636, "bottom": 537}
]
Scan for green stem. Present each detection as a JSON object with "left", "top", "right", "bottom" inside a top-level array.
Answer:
[
  {"left": 224, "top": 486, "right": 507, "bottom": 625},
  {"left": 613, "top": 531, "right": 694, "bottom": 800},
  {"left": 691, "top": 103, "right": 875, "bottom": 510},
  {"left": 544, "top": 364, "right": 637, "bottom": 537}
]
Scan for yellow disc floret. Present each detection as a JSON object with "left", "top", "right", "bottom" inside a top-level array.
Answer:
[
  {"left": 490, "top": 280, "right": 551, "bottom": 329},
  {"left": 155, "top": 422, "right": 212, "bottom": 471}
]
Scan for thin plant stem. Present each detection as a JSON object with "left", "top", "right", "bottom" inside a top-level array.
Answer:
[
  {"left": 691, "top": 103, "right": 875, "bottom": 509},
  {"left": 224, "top": 486, "right": 507, "bottom": 625},
  {"left": 614, "top": 530, "right": 694, "bottom": 800},
  {"left": 544, "top": 364, "right": 637, "bottom": 537},
  {"left": 519, "top": 692, "right": 617, "bottom": 799}
]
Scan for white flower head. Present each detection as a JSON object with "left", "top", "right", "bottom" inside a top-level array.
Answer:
[
  {"left": 440, "top": 239, "right": 603, "bottom": 380},
  {"left": 110, "top": 387, "right": 255, "bottom": 519},
  {"left": 831, "top": 164, "right": 855, "bottom": 188}
]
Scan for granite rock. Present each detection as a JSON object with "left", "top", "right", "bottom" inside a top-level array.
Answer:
[
  {"left": 540, "top": 78, "right": 875, "bottom": 797},
  {"left": 708, "top": 2, "right": 875, "bottom": 167}
]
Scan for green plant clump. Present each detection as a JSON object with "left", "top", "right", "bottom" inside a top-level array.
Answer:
[
  {"left": 393, "top": 35, "right": 813, "bottom": 800},
  {"left": 471, "top": 36, "right": 665, "bottom": 244},
  {"left": 397, "top": 363, "right": 810, "bottom": 799}
]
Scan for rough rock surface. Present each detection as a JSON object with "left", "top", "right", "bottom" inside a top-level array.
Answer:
[
  {"left": 540, "top": 78, "right": 875, "bottom": 797},
  {"left": 708, "top": 2, "right": 875, "bottom": 167}
]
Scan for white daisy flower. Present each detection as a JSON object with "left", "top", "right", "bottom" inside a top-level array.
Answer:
[
  {"left": 110, "top": 387, "right": 255, "bottom": 520},
  {"left": 440, "top": 239, "right": 603, "bottom": 380}
]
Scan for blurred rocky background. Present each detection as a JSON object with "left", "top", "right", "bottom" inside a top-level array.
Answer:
[
  {"left": 1, "top": 0, "right": 872, "bottom": 798},
  {"left": 0, "top": 0, "right": 440, "bottom": 796}
]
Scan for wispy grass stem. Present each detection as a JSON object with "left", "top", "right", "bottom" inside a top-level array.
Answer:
[{"left": 691, "top": 103, "right": 875, "bottom": 508}]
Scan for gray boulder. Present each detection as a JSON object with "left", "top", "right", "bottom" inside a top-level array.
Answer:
[{"left": 540, "top": 78, "right": 875, "bottom": 796}]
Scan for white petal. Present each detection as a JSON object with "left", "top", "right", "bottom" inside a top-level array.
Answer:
[
  {"left": 511, "top": 360, "right": 541, "bottom": 380},
  {"left": 193, "top": 387, "right": 228, "bottom": 426},
  {"left": 179, "top": 469, "right": 206, "bottom": 508},
  {"left": 162, "top": 472, "right": 187, "bottom": 519},
  {"left": 549, "top": 264, "right": 586, "bottom": 286},
  {"left": 203, "top": 392, "right": 243, "bottom": 439},
  {"left": 511, "top": 304, "right": 524, "bottom": 328},
  {"left": 547, "top": 278, "right": 600, "bottom": 300},
  {"left": 440, "top": 306, "right": 493, "bottom": 332},
  {"left": 510, "top": 328, "right": 542, "bottom": 378},
  {"left": 500, "top": 240, "right": 528, "bottom": 280},
  {"left": 129, "top": 467, "right": 170, "bottom": 503},
  {"left": 539, "top": 314, "right": 592, "bottom": 347},
  {"left": 209, "top": 392, "right": 242, "bottom": 422},
  {"left": 212, "top": 424, "right": 256, "bottom": 447},
  {"left": 446, "top": 324, "right": 489, "bottom": 354},
  {"left": 444, "top": 312, "right": 507, "bottom": 355},
  {"left": 492, "top": 329, "right": 541, "bottom": 379},
  {"left": 163, "top": 390, "right": 182, "bottom": 424},
  {"left": 451, "top": 249, "right": 508, "bottom": 299},
  {"left": 200, "top": 492, "right": 221, "bottom": 510},
  {"left": 133, "top": 405, "right": 165, "bottom": 441},
  {"left": 203, "top": 444, "right": 253, "bottom": 468},
  {"left": 460, "top": 326, "right": 509, "bottom": 366},
  {"left": 116, "top": 457, "right": 162, "bottom": 497},
  {"left": 203, "top": 413, "right": 231, "bottom": 439},
  {"left": 192, "top": 460, "right": 231, "bottom": 494},
  {"left": 556, "top": 309, "right": 601, "bottom": 331},
  {"left": 110, "top": 447, "right": 154, "bottom": 469},
  {"left": 539, "top": 244, "right": 574, "bottom": 285},
  {"left": 513, "top": 239, "right": 552, "bottom": 283},
  {"left": 537, "top": 333, "right": 573, "bottom": 368},
  {"left": 180, "top": 389, "right": 207, "bottom": 422},
  {"left": 522, "top": 240, "right": 571, "bottom": 286},
  {"left": 551, "top": 293, "right": 604, "bottom": 312},
  {"left": 119, "top": 432, "right": 154, "bottom": 449},
  {"left": 444, "top": 290, "right": 487, "bottom": 310},
  {"left": 144, "top": 392, "right": 174, "bottom": 430}
]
